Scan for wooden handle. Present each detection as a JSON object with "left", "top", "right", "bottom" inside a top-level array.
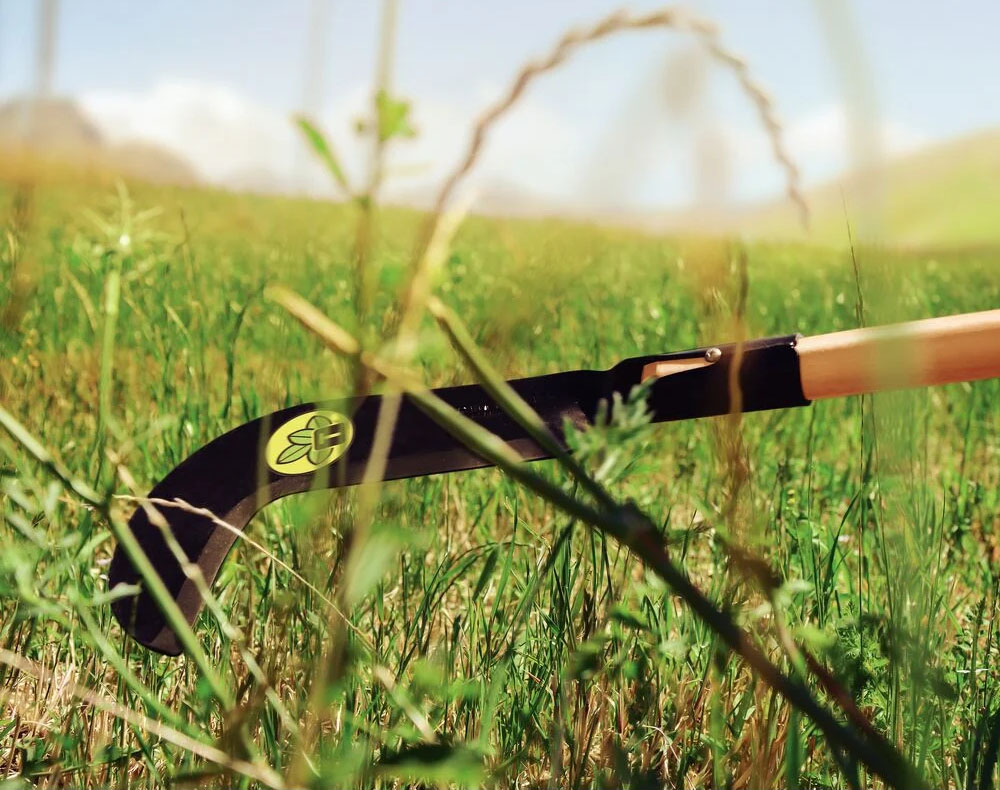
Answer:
[{"left": 797, "top": 309, "right": 1000, "bottom": 400}]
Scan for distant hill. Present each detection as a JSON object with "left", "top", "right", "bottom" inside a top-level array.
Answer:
[
  {"left": 105, "top": 140, "right": 199, "bottom": 186},
  {"left": 2, "top": 95, "right": 996, "bottom": 249},
  {"left": 0, "top": 96, "right": 200, "bottom": 186},
  {"left": 389, "top": 130, "right": 1000, "bottom": 249},
  {"left": 0, "top": 97, "right": 103, "bottom": 150},
  {"left": 387, "top": 130, "right": 1000, "bottom": 249},
  {"left": 741, "top": 128, "right": 1000, "bottom": 247}
]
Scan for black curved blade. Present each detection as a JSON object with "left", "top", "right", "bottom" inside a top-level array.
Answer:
[
  {"left": 109, "top": 334, "right": 807, "bottom": 655},
  {"left": 109, "top": 371, "right": 602, "bottom": 654}
]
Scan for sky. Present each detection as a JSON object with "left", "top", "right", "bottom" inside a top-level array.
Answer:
[{"left": 0, "top": 1, "right": 998, "bottom": 212}]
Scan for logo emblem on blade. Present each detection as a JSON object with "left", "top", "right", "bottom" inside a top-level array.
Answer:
[{"left": 266, "top": 410, "right": 354, "bottom": 475}]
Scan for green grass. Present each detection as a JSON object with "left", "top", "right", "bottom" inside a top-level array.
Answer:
[{"left": 1, "top": 171, "right": 1000, "bottom": 789}]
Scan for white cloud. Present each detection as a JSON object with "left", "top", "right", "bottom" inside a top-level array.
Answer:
[
  {"left": 786, "top": 104, "right": 926, "bottom": 162},
  {"left": 389, "top": 93, "right": 586, "bottom": 201},
  {"left": 723, "top": 103, "right": 929, "bottom": 201},
  {"left": 81, "top": 81, "right": 299, "bottom": 184},
  {"left": 77, "top": 81, "right": 928, "bottom": 212},
  {"left": 79, "top": 78, "right": 585, "bottom": 212}
]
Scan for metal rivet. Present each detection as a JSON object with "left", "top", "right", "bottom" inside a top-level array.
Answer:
[{"left": 704, "top": 347, "right": 722, "bottom": 363}]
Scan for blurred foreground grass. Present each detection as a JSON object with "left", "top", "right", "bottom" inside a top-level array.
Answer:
[{"left": 1, "top": 170, "right": 1000, "bottom": 788}]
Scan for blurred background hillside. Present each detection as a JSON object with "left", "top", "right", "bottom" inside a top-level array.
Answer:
[{"left": 1, "top": 0, "right": 998, "bottom": 247}]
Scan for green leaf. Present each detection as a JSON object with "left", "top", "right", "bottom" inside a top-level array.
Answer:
[
  {"left": 276, "top": 443, "right": 310, "bottom": 465},
  {"left": 295, "top": 115, "right": 350, "bottom": 194},
  {"left": 375, "top": 90, "right": 416, "bottom": 142},
  {"left": 0, "top": 776, "right": 33, "bottom": 790},
  {"left": 87, "top": 582, "right": 141, "bottom": 606},
  {"left": 0, "top": 719, "right": 17, "bottom": 741},
  {"left": 307, "top": 446, "right": 332, "bottom": 466},
  {"left": 471, "top": 545, "right": 500, "bottom": 601},
  {"left": 411, "top": 658, "right": 447, "bottom": 693},
  {"left": 288, "top": 429, "right": 314, "bottom": 445},
  {"left": 375, "top": 743, "right": 485, "bottom": 787},
  {"left": 307, "top": 414, "right": 332, "bottom": 430},
  {"left": 795, "top": 624, "right": 836, "bottom": 652},
  {"left": 343, "top": 525, "right": 410, "bottom": 607},
  {"left": 785, "top": 707, "right": 803, "bottom": 790},
  {"left": 569, "top": 637, "right": 608, "bottom": 681},
  {"left": 610, "top": 603, "right": 648, "bottom": 630}
]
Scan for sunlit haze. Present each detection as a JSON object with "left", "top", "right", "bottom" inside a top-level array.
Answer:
[{"left": 1, "top": 1, "right": 997, "bottom": 215}]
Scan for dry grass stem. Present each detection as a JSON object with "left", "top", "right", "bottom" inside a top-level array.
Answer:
[
  {"left": 419, "top": 4, "right": 807, "bottom": 262},
  {"left": 0, "top": 648, "right": 291, "bottom": 789}
]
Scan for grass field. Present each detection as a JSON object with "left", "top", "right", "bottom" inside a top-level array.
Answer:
[{"left": 1, "top": 165, "right": 1000, "bottom": 790}]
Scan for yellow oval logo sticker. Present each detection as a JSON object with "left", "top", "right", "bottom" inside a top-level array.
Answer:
[{"left": 266, "top": 410, "right": 354, "bottom": 475}]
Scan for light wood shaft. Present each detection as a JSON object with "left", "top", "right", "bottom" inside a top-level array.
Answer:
[{"left": 797, "top": 309, "right": 1000, "bottom": 400}]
